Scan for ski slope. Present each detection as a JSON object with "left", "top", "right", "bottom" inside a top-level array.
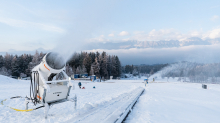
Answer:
[
  {"left": 125, "top": 82, "right": 220, "bottom": 123},
  {"left": 65, "top": 87, "right": 144, "bottom": 123},
  {"left": 0, "top": 75, "right": 143, "bottom": 123},
  {"left": 0, "top": 75, "right": 220, "bottom": 123}
]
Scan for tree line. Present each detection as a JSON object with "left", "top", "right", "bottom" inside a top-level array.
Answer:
[
  {"left": 0, "top": 51, "right": 121, "bottom": 79},
  {"left": 0, "top": 51, "right": 45, "bottom": 77},
  {"left": 122, "top": 64, "right": 168, "bottom": 76},
  {"left": 66, "top": 51, "right": 121, "bottom": 79}
]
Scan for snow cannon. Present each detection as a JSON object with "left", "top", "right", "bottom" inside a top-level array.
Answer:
[{"left": 26, "top": 52, "right": 76, "bottom": 119}]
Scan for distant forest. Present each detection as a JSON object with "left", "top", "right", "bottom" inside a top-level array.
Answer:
[
  {"left": 0, "top": 51, "right": 121, "bottom": 79},
  {"left": 66, "top": 51, "right": 121, "bottom": 79},
  {"left": 0, "top": 50, "right": 170, "bottom": 79},
  {"left": 122, "top": 64, "right": 168, "bottom": 77},
  {"left": 0, "top": 51, "right": 45, "bottom": 77}
]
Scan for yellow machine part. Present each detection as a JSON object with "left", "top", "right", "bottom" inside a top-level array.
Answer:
[{"left": 1, "top": 99, "right": 33, "bottom": 112}]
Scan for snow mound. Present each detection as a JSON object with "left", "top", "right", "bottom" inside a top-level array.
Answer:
[
  {"left": 0, "top": 75, "right": 18, "bottom": 83},
  {"left": 0, "top": 75, "right": 29, "bottom": 84}
]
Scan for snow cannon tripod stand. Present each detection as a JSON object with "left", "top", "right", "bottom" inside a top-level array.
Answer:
[{"left": 25, "top": 52, "right": 77, "bottom": 119}]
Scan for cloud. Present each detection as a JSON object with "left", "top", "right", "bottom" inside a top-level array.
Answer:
[
  {"left": 129, "top": 29, "right": 186, "bottom": 41},
  {"left": 0, "top": 17, "right": 65, "bottom": 33},
  {"left": 119, "top": 31, "right": 129, "bottom": 36},
  {"left": 88, "top": 44, "right": 220, "bottom": 65},
  {"left": 89, "top": 35, "right": 109, "bottom": 43},
  {"left": 202, "top": 28, "right": 220, "bottom": 39},
  {"left": 129, "top": 28, "right": 220, "bottom": 41},
  {"left": 108, "top": 33, "right": 114, "bottom": 37},
  {"left": 88, "top": 28, "right": 220, "bottom": 43},
  {"left": 210, "top": 15, "right": 219, "bottom": 21}
]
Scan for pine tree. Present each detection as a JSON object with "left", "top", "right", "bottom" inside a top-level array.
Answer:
[
  {"left": 0, "top": 55, "right": 4, "bottom": 68},
  {"left": 67, "top": 52, "right": 80, "bottom": 67},
  {"left": 107, "top": 55, "right": 112, "bottom": 79},
  {"left": 92, "top": 57, "right": 100, "bottom": 77},
  {"left": 66, "top": 64, "right": 74, "bottom": 76},
  {"left": 17, "top": 55, "right": 24, "bottom": 73},
  {"left": 95, "top": 51, "right": 100, "bottom": 60},
  {"left": 83, "top": 54, "right": 92, "bottom": 75},
  {"left": 22, "top": 54, "right": 28, "bottom": 74},
  {"left": 0, "top": 67, "right": 10, "bottom": 76},
  {"left": 99, "top": 51, "right": 108, "bottom": 79},
  {"left": 81, "top": 65, "right": 87, "bottom": 74},
  {"left": 25, "top": 54, "right": 33, "bottom": 76},
  {"left": 11, "top": 56, "right": 20, "bottom": 77},
  {"left": 39, "top": 52, "right": 45, "bottom": 61},
  {"left": 4, "top": 53, "right": 13, "bottom": 71},
  {"left": 76, "top": 66, "right": 81, "bottom": 74},
  {"left": 72, "top": 65, "right": 76, "bottom": 74},
  {"left": 111, "top": 55, "right": 117, "bottom": 78},
  {"left": 89, "top": 52, "right": 96, "bottom": 63},
  {"left": 27, "top": 50, "right": 43, "bottom": 74},
  {"left": 115, "top": 56, "right": 121, "bottom": 77},
  {"left": 90, "top": 66, "right": 94, "bottom": 75}
]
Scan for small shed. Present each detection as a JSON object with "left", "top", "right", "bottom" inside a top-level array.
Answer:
[
  {"left": 74, "top": 74, "right": 79, "bottom": 78},
  {"left": 80, "top": 73, "right": 88, "bottom": 78},
  {"left": 90, "top": 75, "right": 96, "bottom": 81}
]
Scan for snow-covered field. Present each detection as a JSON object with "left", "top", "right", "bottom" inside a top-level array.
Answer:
[
  {"left": 125, "top": 82, "right": 220, "bottom": 123},
  {"left": 0, "top": 75, "right": 220, "bottom": 123}
]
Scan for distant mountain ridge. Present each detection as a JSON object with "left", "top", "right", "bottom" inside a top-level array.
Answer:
[
  {"left": 87, "top": 38, "right": 220, "bottom": 50},
  {"left": 1, "top": 38, "right": 220, "bottom": 55},
  {"left": 135, "top": 39, "right": 220, "bottom": 48}
]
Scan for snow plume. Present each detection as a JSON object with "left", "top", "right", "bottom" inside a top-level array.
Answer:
[
  {"left": 52, "top": 0, "right": 118, "bottom": 63},
  {"left": 158, "top": 62, "right": 220, "bottom": 83}
]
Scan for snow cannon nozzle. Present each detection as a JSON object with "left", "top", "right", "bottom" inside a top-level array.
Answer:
[
  {"left": 45, "top": 52, "right": 65, "bottom": 70},
  {"left": 36, "top": 52, "right": 66, "bottom": 75}
]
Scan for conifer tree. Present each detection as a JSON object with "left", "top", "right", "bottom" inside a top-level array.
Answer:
[
  {"left": 66, "top": 64, "right": 74, "bottom": 76},
  {"left": 107, "top": 55, "right": 112, "bottom": 79},
  {"left": 0, "top": 55, "right": 4, "bottom": 68},
  {"left": 4, "top": 53, "right": 13, "bottom": 71},
  {"left": 81, "top": 65, "right": 87, "bottom": 74},
  {"left": 83, "top": 54, "right": 92, "bottom": 75},
  {"left": 111, "top": 55, "right": 117, "bottom": 78},
  {"left": 11, "top": 56, "right": 20, "bottom": 77},
  {"left": 99, "top": 51, "right": 108, "bottom": 79},
  {"left": 90, "top": 66, "right": 94, "bottom": 75},
  {"left": 76, "top": 66, "right": 80, "bottom": 74},
  {"left": 115, "top": 56, "right": 121, "bottom": 77},
  {"left": 27, "top": 51, "right": 44, "bottom": 76},
  {"left": 92, "top": 57, "right": 100, "bottom": 77}
]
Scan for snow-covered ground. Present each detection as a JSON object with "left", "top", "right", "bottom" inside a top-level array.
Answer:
[
  {"left": 0, "top": 75, "right": 220, "bottom": 123},
  {"left": 0, "top": 75, "right": 143, "bottom": 123},
  {"left": 125, "top": 82, "right": 220, "bottom": 123}
]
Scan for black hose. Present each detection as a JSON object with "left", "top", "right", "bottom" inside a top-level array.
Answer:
[{"left": 30, "top": 71, "right": 40, "bottom": 106}]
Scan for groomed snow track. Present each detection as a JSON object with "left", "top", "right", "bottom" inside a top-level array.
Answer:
[{"left": 65, "top": 87, "right": 145, "bottom": 123}]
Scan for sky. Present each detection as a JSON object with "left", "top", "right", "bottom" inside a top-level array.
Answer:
[{"left": 1, "top": 0, "right": 220, "bottom": 65}]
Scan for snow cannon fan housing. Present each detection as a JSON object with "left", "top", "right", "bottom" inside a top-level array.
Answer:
[
  {"left": 31, "top": 52, "right": 73, "bottom": 104},
  {"left": 38, "top": 52, "right": 65, "bottom": 80}
]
